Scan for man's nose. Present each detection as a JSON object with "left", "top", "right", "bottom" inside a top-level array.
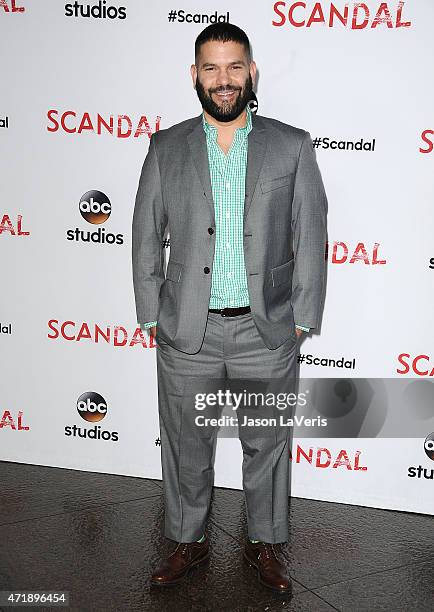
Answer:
[{"left": 215, "top": 69, "right": 231, "bottom": 87}]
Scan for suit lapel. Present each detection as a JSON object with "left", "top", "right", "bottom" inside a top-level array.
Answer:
[
  {"left": 187, "top": 116, "right": 215, "bottom": 220},
  {"left": 244, "top": 114, "right": 267, "bottom": 223}
]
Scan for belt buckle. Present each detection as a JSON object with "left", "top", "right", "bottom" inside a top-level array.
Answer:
[{"left": 221, "top": 307, "right": 235, "bottom": 317}]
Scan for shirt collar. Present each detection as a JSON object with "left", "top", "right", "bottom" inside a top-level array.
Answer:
[{"left": 202, "top": 105, "right": 252, "bottom": 140}]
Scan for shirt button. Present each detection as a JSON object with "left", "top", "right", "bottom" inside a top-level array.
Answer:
[
  {"left": 226, "top": 242, "right": 231, "bottom": 248},
  {"left": 226, "top": 183, "right": 230, "bottom": 189},
  {"left": 208, "top": 227, "right": 214, "bottom": 235},
  {"left": 226, "top": 211, "right": 230, "bottom": 218},
  {"left": 227, "top": 272, "right": 232, "bottom": 278},
  {"left": 204, "top": 267, "right": 210, "bottom": 274}
]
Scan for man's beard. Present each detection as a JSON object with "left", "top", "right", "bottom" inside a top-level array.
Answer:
[{"left": 195, "top": 73, "right": 254, "bottom": 123}]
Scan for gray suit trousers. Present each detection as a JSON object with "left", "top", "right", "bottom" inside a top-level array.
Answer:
[{"left": 156, "top": 311, "right": 298, "bottom": 544}]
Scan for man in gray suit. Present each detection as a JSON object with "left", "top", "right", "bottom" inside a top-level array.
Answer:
[{"left": 132, "top": 22, "right": 327, "bottom": 593}]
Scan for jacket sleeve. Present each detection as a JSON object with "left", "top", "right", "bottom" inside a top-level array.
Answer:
[
  {"left": 132, "top": 134, "right": 168, "bottom": 324},
  {"left": 290, "top": 131, "right": 328, "bottom": 329}
]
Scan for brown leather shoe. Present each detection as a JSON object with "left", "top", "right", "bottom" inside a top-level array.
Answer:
[
  {"left": 150, "top": 537, "right": 210, "bottom": 586},
  {"left": 244, "top": 540, "right": 291, "bottom": 593}
]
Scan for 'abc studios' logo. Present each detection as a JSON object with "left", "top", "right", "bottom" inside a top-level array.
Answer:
[
  {"left": 79, "top": 190, "right": 111, "bottom": 225},
  {"left": 424, "top": 433, "right": 434, "bottom": 461},
  {"left": 77, "top": 391, "right": 107, "bottom": 422},
  {"left": 67, "top": 189, "right": 123, "bottom": 244},
  {"left": 247, "top": 91, "right": 258, "bottom": 114}
]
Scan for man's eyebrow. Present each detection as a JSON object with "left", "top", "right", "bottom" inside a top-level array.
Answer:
[{"left": 201, "top": 61, "right": 246, "bottom": 68}]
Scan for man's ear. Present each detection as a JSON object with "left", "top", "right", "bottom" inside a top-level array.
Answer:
[
  {"left": 249, "top": 60, "right": 257, "bottom": 86},
  {"left": 190, "top": 64, "right": 197, "bottom": 88}
]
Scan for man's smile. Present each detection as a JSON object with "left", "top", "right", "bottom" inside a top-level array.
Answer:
[{"left": 213, "top": 89, "right": 238, "bottom": 101}]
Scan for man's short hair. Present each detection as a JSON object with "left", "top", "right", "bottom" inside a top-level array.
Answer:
[{"left": 195, "top": 22, "right": 252, "bottom": 63}]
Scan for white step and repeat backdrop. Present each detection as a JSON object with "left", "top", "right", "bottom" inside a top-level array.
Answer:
[{"left": 1, "top": 1, "right": 433, "bottom": 515}]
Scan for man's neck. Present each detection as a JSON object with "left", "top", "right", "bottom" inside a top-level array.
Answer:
[{"left": 203, "top": 108, "right": 248, "bottom": 133}]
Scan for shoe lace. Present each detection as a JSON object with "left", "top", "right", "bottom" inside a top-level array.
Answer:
[
  {"left": 260, "top": 543, "right": 280, "bottom": 561},
  {"left": 170, "top": 542, "right": 189, "bottom": 557}
]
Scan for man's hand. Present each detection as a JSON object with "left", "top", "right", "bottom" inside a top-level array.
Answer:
[{"left": 295, "top": 328, "right": 303, "bottom": 339}]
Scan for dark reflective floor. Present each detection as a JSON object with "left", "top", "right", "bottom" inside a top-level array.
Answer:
[{"left": 0, "top": 461, "right": 432, "bottom": 611}]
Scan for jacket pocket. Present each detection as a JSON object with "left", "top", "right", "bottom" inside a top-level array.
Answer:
[
  {"left": 270, "top": 258, "right": 294, "bottom": 287},
  {"left": 260, "top": 173, "right": 293, "bottom": 194},
  {"left": 165, "top": 259, "right": 183, "bottom": 282}
]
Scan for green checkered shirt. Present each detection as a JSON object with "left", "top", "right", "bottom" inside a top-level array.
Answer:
[
  {"left": 141, "top": 105, "right": 309, "bottom": 332},
  {"left": 204, "top": 105, "right": 252, "bottom": 309}
]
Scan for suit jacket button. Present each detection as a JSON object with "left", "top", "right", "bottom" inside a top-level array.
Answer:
[
  {"left": 208, "top": 227, "right": 214, "bottom": 235},
  {"left": 204, "top": 266, "right": 210, "bottom": 274}
]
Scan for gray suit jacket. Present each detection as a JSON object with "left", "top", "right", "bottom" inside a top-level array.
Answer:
[{"left": 132, "top": 112, "right": 328, "bottom": 354}]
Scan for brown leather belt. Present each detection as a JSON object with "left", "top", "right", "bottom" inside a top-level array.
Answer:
[{"left": 208, "top": 306, "right": 251, "bottom": 317}]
